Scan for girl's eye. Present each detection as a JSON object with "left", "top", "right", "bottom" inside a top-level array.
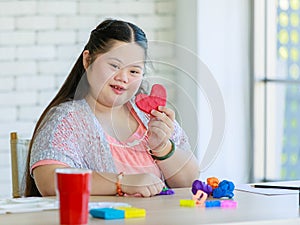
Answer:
[
  {"left": 110, "top": 63, "right": 120, "bottom": 69},
  {"left": 130, "top": 69, "right": 142, "bottom": 76}
]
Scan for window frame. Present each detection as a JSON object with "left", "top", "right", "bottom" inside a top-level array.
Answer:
[{"left": 253, "top": 0, "right": 300, "bottom": 181}]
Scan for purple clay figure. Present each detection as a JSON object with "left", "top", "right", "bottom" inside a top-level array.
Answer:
[
  {"left": 192, "top": 180, "right": 213, "bottom": 195},
  {"left": 159, "top": 187, "right": 175, "bottom": 195}
]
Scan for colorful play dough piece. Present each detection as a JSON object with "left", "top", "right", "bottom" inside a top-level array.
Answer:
[
  {"left": 192, "top": 190, "right": 208, "bottom": 205},
  {"left": 135, "top": 84, "right": 167, "bottom": 114},
  {"left": 179, "top": 199, "right": 196, "bottom": 207},
  {"left": 207, "top": 177, "right": 220, "bottom": 190},
  {"left": 205, "top": 200, "right": 221, "bottom": 208},
  {"left": 158, "top": 187, "right": 175, "bottom": 195},
  {"left": 220, "top": 200, "right": 237, "bottom": 208},
  {"left": 115, "top": 207, "right": 146, "bottom": 218},
  {"left": 212, "top": 180, "right": 235, "bottom": 198},
  {"left": 89, "top": 208, "right": 125, "bottom": 220},
  {"left": 192, "top": 180, "right": 213, "bottom": 196}
]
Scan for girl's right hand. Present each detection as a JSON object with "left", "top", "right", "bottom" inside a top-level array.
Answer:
[{"left": 121, "top": 173, "right": 164, "bottom": 197}]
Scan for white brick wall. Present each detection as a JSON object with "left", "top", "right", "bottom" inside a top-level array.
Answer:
[
  {"left": 0, "top": 0, "right": 176, "bottom": 198},
  {"left": 16, "top": 16, "right": 56, "bottom": 30}
]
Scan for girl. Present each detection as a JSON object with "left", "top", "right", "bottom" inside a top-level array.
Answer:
[{"left": 25, "top": 19, "right": 200, "bottom": 197}]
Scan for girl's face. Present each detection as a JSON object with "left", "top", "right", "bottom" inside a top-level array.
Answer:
[{"left": 84, "top": 41, "right": 145, "bottom": 108}]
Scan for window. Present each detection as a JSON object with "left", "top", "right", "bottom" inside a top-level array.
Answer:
[{"left": 254, "top": 0, "right": 300, "bottom": 181}]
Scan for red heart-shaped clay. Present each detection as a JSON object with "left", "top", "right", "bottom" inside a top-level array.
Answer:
[{"left": 135, "top": 84, "right": 167, "bottom": 114}]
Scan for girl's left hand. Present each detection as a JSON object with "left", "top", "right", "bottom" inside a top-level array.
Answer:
[{"left": 147, "top": 106, "right": 175, "bottom": 151}]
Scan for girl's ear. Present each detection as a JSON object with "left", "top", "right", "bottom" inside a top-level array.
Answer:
[{"left": 83, "top": 50, "right": 91, "bottom": 70}]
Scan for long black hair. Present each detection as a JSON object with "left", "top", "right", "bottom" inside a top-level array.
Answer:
[{"left": 25, "top": 19, "right": 148, "bottom": 196}]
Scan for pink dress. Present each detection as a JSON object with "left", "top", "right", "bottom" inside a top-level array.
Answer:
[{"left": 106, "top": 107, "right": 161, "bottom": 178}]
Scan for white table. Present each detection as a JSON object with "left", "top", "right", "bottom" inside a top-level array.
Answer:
[{"left": 0, "top": 188, "right": 299, "bottom": 225}]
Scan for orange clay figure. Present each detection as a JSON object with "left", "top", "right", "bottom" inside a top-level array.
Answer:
[
  {"left": 192, "top": 190, "right": 208, "bottom": 206},
  {"left": 207, "top": 177, "right": 219, "bottom": 190}
]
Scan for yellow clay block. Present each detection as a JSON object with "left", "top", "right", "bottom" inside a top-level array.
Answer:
[
  {"left": 115, "top": 207, "right": 146, "bottom": 218},
  {"left": 180, "top": 199, "right": 196, "bottom": 207}
]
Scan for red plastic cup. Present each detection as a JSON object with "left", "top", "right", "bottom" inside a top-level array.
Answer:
[{"left": 55, "top": 168, "right": 92, "bottom": 225}]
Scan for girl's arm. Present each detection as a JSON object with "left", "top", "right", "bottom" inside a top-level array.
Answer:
[
  {"left": 155, "top": 142, "right": 200, "bottom": 187},
  {"left": 32, "top": 164, "right": 164, "bottom": 197},
  {"left": 147, "top": 106, "right": 200, "bottom": 187}
]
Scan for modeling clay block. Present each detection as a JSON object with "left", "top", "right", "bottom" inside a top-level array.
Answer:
[
  {"left": 135, "top": 84, "right": 167, "bottom": 114},
  {"left": 179, "top": 199, "right": 196, "bottom": 207},
  {"left": 221, "top": 200, "right": 237, "bottom": 208},
  {"left": 115, "top": 207, "right": 146, "bottom": 218},
  {"left": 89, "top": 208, "right": 124, "bottom": 220},
  {"left": 205, "top": 200, "right": 221, "bottom": 208}
]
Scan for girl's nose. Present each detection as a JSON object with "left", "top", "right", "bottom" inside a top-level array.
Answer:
[{"left": 114, "top": 69, "right": 129, "bottom": 83}]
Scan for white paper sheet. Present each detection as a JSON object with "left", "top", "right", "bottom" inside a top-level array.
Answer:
[
  {"left": 0, "top": 197, "right": 58, "bottom": 214},
  {"left": 0, "top": 197, "right": 132, "bottom": 214},
  {"left": 235, "top": 184, "right": 299, "bottom": 195}
]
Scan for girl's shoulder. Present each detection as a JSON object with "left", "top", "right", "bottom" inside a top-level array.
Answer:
[
  {"left": 53, "top": 99, "right": 89, "bottom": 112},
  {"left": 47, "top": 99, "right": 90, "bottom": 117},
  {"left": 41, "top": 99, "right": 92, "bottom": 129}
]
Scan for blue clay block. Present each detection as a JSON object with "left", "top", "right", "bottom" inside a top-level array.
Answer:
[
  {"left": 205, "top": 200, "right": 221, "bottom": 208},
  {"left": 89, "top": 208, "right": 125, "bottom": 220}
]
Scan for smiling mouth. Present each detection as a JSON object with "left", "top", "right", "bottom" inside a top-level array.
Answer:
[{"left": 111, "top": 85, "right": 125, "bottom": 91}]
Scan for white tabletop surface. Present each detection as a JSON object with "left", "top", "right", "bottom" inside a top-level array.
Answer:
[{"left": 0, "top": 188, "right": 299, "bottom": 225}]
